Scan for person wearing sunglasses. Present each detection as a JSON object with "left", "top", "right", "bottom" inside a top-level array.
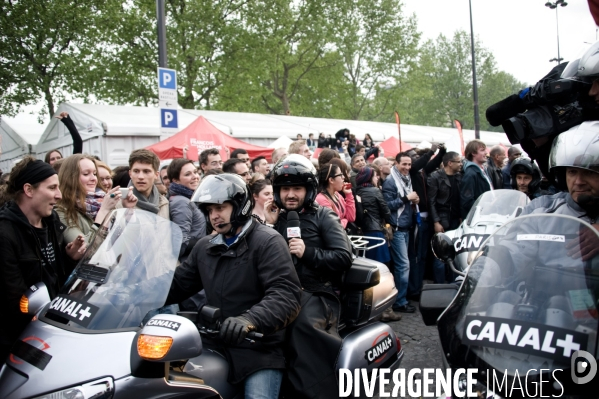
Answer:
[
  {"left": 315, "top": 162, "right": 356, "bottom": 229},
  {"left": 223, "top": 158, "right": 252, "bottom": 184}
]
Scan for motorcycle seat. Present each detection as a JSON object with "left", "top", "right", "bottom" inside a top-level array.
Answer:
[{"left": 341, "top": 258, "right": 380, "bottom": 291}]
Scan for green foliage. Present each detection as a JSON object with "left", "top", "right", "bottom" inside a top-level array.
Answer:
[
  {"left": 387, "top": 30, "right": 525, "bottom": 131},
  {"left": 1, "top": 0, "right": 526, "bottom": 132},
  {"left": 0, "top": 0, "right": 105, "bottom": 119}
]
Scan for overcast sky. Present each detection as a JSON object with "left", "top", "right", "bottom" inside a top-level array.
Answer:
[{"left": 403, "top": 0, "right": 598, "bottom": 85}]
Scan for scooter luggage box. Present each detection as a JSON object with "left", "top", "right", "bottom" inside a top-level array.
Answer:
[{"left": 419, "top": 284, "right": 458, "bottom": 326}]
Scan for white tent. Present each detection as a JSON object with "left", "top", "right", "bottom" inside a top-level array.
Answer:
[
  {"left": 0, "top": 114, "right": 47, "bottom": 171},
  {"left": 31, "top": 102, "right": 513, "bottom": 167},
  {"left": 267, "top": 135, "right": 294, "bottom": 149}
]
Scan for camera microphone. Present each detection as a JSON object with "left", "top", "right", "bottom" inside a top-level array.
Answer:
[
  {"left": 485, "top": 94, "right": 527, "bottom": 127},
  {"left": 216, "top": 222, "right": 232, "bottom": 228}
]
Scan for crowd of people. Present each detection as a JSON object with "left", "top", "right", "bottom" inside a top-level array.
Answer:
[{"left": 1, "top": 118, "right": 597, "bottom": 398}]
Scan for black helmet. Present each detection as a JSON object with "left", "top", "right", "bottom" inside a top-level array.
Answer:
[
  {"left": 271, "top": 154, "right": 318, "bottom": 209},
  {"left": 510, "top": 157, "right": 542, "bottom": 194},
  {"left": 191, "top": 174, "right": 253, "bottom": 232}
]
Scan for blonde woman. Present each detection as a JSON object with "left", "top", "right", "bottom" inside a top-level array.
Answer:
[
  {"left": 56, "top": 154, "right": 137, "bottom": 244},
  {"left": 96, "top": 161, "right": 113, "bottom": 192}
]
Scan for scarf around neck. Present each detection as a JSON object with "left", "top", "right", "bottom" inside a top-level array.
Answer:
[
  {"left": 83, "top": 191, "right": 105, "bottom": 219},
  {"left": 169, "top": 182, "right": 195, "bottom": 199},
  {"left": 391, "top": 166, "right": 412, "bottom": 196},
  {"left": 131, "top": 183, "right": 161, "bottom": 214}
]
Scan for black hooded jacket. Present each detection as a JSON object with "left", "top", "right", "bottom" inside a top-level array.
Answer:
[{"left": 0, "top": 201, "right": 75, "bottom": 361}]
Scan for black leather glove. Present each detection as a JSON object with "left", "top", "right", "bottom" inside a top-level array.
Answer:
[{"left": 219, "top": 316, "right": 256, "bottom": 345}]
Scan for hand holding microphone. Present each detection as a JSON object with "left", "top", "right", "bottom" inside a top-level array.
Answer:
[{"left": 287, "top": 211, "right": 305, "bottom": 260}]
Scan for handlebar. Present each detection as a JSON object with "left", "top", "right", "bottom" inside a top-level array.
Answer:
[
  {"left": 347, "top": 235, "right": 386, "bottom": 258},
  {"left": 447, "top": 259, "right": 466, "bottom": 277}
]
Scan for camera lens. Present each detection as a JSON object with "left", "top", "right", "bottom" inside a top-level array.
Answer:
[{"left": 502, "top": 117, "right": 527, "bottom": 144}]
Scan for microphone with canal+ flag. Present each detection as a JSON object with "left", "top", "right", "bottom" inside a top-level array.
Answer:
[{"left": 287, "top": 211, "right": 301, "bottom": 265}]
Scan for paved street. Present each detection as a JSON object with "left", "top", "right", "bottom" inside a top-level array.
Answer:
[{"left": 374, "top": 296, "right": 445, "bottom": 399}]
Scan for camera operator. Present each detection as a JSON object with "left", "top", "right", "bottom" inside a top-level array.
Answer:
[
  {"left": 520, "top": 122, "right": 599, "bottom": 260},
  {"left": 486, "top": 41, "right": 599, "bottom": 184}
]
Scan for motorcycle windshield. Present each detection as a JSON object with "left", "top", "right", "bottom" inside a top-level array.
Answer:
[
  {"left": 464, "top": 190, "right": 529, "bottom": 227},
  {"left": 41, "top": 209, "right": 182, "bottom": 331},
  {"left": 455, "top": 214, "right": 599, "bottom": 372}
]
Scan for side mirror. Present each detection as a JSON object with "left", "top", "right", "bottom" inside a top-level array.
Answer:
[
  {"left": 431, "top": 233, "right": 456, "bottom": 261},
  {"left": 419, "top": 284, "right": 458, "bottom": 326},
  {"left": 21, "top": 283, "right": 51, "bottom": 316},
  {"left": 137, "top": 314, "right": 202, "bottom": 362}
]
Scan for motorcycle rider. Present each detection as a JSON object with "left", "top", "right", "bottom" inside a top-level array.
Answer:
[
  {"left": 520, "top": 122, "right": 599, "bottom": 261},
  {"left": 271, "top": 154, "right": 353, "bottom": 399},
  {"left": 509, "top": 157, "right": 543, "bottom": 200},
  {"left": 165, "top": 173, "right": 302, "bottom": 398}
]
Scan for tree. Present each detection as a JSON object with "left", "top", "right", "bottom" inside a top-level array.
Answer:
[
  {"left": 386, "top": 30, "right": 524, "bottom": 131},
  {"left": 0, "top": 0, "right": 105, "bottom": 119},
  {"left": 228, "top": 0, "right": 342, "bottom": 115},
  {"left": 330, "top": 0, "right": 420, "bottom": 120}
]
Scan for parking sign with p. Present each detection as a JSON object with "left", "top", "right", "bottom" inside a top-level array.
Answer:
[{"left": 159, "top": 68, "right": 176, "bottom": 89}]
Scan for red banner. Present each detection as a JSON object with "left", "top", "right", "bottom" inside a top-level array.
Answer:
[
  {"left": 454, "top": 120, "right": 465, "bottom": 156},
  {"left": 394, "top": 111, "right": 402, "bottom": 152}
]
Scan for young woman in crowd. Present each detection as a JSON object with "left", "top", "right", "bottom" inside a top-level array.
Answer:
[
  {"left": 363, "top": 133, "right": 374, "bottom": 148},
  {"left": 167, "top": 158, "right": 205, "bottom": 259},
  {"left": 56, "top": 154, "right": 137, "bottom": 244},
  {"left": 44, "top": 150, "right": 63, "bottom": 166},
  {"left": 250, "top": 179, "right": 279, "bottom": 225},
  {"left": 315, "top": 162, "right": 355, "bottom": 228},
  {"left": 96, "top": 161, "right": 113, "bottom": 192},
  {"left": 355, "top": 166, "right": 391, "bottom": 263}
]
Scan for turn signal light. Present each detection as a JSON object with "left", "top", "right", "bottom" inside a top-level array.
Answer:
[
  {"left": 137, "top": 334, "right": 173, "bottom": 360},
  {"left": 20, "top": 295, "right": 29, "bottom": 314}
]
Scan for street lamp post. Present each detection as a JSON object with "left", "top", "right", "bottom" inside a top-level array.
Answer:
[
  {"left": 157, "top": 0, "right": 168, "bottom": 68},
  {"left": 545, "top": 0, "right": 568, "bottom": 65},
  {"left": 469, "top": 0, "right": 480, "bottom": 139}
]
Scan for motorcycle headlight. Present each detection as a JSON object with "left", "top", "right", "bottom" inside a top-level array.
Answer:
[{"left": 32, "top": 377, "right": 114, "bottom": 399}]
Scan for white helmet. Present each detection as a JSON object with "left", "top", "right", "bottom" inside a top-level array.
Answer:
[
  {"left": 561, "top": 40, "right": 599, "bottom": 84},
  {"left": 549, "top": 121, "right": 599, "bottom": 189}
]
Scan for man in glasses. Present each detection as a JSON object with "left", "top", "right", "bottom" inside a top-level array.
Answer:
[
  {"left": 199, "top": 148, "right": 223, "bottom": 176},
  {"left": 223, "top": 158, "right": 252, "bottom": 184},
  {"left": 427, "top": 151, "right": 463, "bottom": 283}
]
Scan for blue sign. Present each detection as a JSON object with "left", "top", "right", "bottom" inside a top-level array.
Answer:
[
  {"left": 161, "top": 109, "right": 178, "bottom": 128},
  {"left": 158, "top": 68, "right": 177, "bottom": 90}
]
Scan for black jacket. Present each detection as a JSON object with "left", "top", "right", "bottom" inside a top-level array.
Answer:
[
  {"left": 166, "top": 219, "right": 301, "bottom": 384},
  {"left": 460, "top": 161, "right": 493, "bottom": 218},
  {"left": 356, "top": 186, "right": 390, "bottom": 232},
  {"left": 276, "top": 205, "right": 352, "bottom": 399},
  {"left": 0, "top": 202, "right": 74, "bottom": 361},
  {"left": 410, "top": 147, "right": 446, "bottom": 214},
  {"left": 275, "top": 205, "right": 353, "bottom": 292},
  {"left": 486, "top": 158, "right": 504, "bottom": 190},
  {"left": 427, "top": 169, "right": 462, "bottom": 224},
  {"left": 59, "top": 115, "right": 83, "bottom": 154}
]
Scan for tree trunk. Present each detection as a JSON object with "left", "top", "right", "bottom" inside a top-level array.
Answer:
[{"left": 44, "top": 87, "right": 55, "bottom": 119}]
